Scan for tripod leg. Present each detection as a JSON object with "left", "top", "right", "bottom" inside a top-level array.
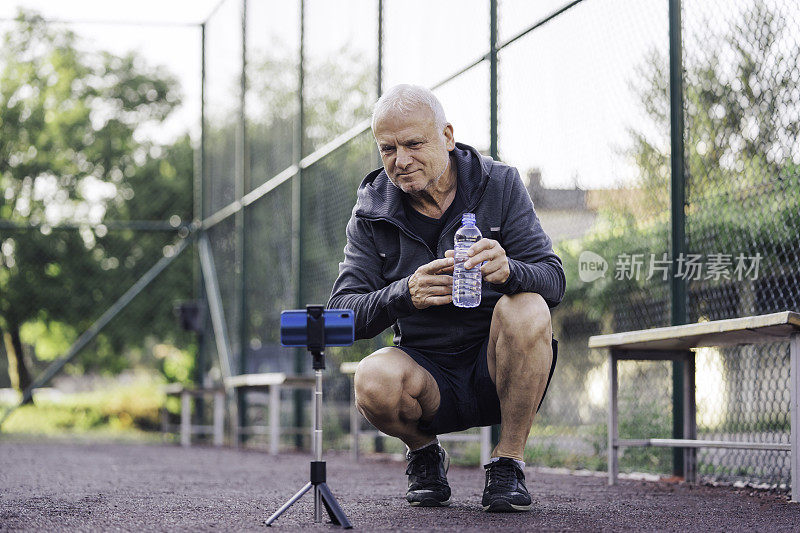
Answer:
[
  {"left": 265, "top": 481, "right": 313, "bottom": 527},
  {"left": 318, "top": 482, "right": 353, "bottom": 529}
]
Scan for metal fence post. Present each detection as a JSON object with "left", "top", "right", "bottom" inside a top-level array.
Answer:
[
  {"left": 669, "top": 0, "right": 688, "bottom": 478},
  {"left": 489, "top": 0, "right": 501, "bottom": 452},
  {"left": 791, "top": 334, "right": 800, "bottom": 502},
  {"left": 371, "top": 0, "right": 386, "bottom": 454},
  {"left": 292, "top": 0, "right": 307, "bottom": 450},
  {"left": 236, "top": 0, "right": 249, "bottom": 443},
  {"left": 194, "top": 21, "right": 208, "bottom": 433},
  {"left": 489, "top": 0, "right": 498, "bottom": 160},
  {"left": 377, "top": 0, "right": 383, "bottom": 99}
]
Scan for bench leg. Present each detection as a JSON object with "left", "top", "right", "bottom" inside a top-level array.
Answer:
[
  {"left": 180, "top": 391, "right": 191, "bottom": 447},
  {"left": 350, "top": 377, "right": 359, "bottom": 462},
  {"left": 160, "top": 406, "right": 169, "bottom": 439},
  {"left": 230, "top": 390, "right": 241, "bottom": 449},
  {"left": 480, "top": 426, "right": 491, "bottom": 466},
  {"left": 608, "top": 351, "right": 618, "bottom": 485},
  {"left": 213, "top": 391, "right": 225, "bottom": 447},
  {"left": 270, "top": 384, "right": 281, "bottom": 455},
  {"left": 791, "top": 334, "right": 800, "bottom": 503},
  {"left": 683, "top": 351, "right": 697, "bottom": 482}
]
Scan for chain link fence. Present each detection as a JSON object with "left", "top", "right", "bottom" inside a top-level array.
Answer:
[
  {"left": 198, "top": 0, "right": 800, "bottom": 486},
  {"left": 681, "top": 0, "right": 800, "bottom": 489},
  {"left": 498, "top": 0, "right": 675, "bottom": 473},
  {"left": 4, "top": 0, "right": 799, "bottom": 491},
  {"left": 0, "top": 12, "right": 199, "bottom": 434},
  {"left": 538, "top": 0, "right": 799, "bottom": 489}
]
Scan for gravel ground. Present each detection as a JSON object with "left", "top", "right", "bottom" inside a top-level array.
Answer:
[{"left": 1, "top": 439, "right": 799, "bottom": 531}]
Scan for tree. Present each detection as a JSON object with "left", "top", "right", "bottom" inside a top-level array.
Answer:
[
  {"left": 554, "top": 0, "right": 800, "bottom": 417},
  {"left": 0, "top": 11, "right": 192, "bottom": 395},
  {"left": 212, "top": 47, "right": 376, "bottom": 363},
  {"left": 626, "top": 1, "right": 800, "bottom": 222},
  {"left": 561, "top": 1, "right": 800, "bottom": 327}
]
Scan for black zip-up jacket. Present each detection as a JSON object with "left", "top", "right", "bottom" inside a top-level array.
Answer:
[{"left": 328, "top": 143, "right": 565, "bottom": 350}]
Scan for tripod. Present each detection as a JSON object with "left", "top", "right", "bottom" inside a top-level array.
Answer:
[{"left": 265, "top": 307, "right": 352, "bottom": 528}]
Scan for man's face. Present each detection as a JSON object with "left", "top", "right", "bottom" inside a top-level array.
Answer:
[{"left": 373, "top": 105, "right": 455, "bottom": 195}]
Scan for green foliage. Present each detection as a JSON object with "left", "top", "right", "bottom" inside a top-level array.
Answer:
[
  {"left": 0, "top": 11, "right": 180, "bottom": 230},
  {"left": 19, "top": 320, "right": 76, "bottom": 362},
  {"left": 0, "top": 11, "right": 194, "bottom": 383},
  {"left": 617, "top": 395, "right": 674, "bottom": 473},
  {"left": 155, "top": 343, "right": 195, "bottom": 384},
  {"left": 0, "top": 374, "right": 165, "bottom": 435},
  {"left": 559, "top": 1, "right": 800, "bottom": 326}
]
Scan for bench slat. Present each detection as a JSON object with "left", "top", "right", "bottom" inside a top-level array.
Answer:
[
  {"left": 225, "top": 373, "right": 315, "bottom": 389},
  {"left": 589, "top": 311, "right": 800, "bottom": 351},
  {"left": 616, "top": 438, "right": 791, "bottom": 452},
  {"left": 340, "top": 361, "right": 358, "bottom": 375}
]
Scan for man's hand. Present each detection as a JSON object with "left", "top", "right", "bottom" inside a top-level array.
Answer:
[
  {"left": 408, "top": 257, "right": 454, "bottom": 309},
  {"left": 445, "top": 239, "right": 510, "bottom": 285}
]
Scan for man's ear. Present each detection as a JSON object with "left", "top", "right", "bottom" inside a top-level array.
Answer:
[{"left": 443, "top": 123, "right": 455, "bottom": 151}]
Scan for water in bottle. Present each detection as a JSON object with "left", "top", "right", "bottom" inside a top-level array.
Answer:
[{"left": 453, "top": 213, "right": 482, "bottom": 308}]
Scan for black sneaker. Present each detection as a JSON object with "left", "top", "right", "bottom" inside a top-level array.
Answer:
[
  {"left": 482, "top": 457, "right": 532, "bottom": 512},
  {"left": 405, "top": 443, "right": 451, "bottom": 507}
]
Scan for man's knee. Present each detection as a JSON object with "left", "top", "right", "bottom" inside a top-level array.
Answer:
[
  {"left": 492, "top": 292, "right": 552, "bottom": 345},
  {"left": 354, "top": 348, "right": 407, "bottom": 414}
]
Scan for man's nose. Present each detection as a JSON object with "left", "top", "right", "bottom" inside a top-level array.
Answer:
[{"left": 395, "top": 147, "right": 412, "bottom": 169}]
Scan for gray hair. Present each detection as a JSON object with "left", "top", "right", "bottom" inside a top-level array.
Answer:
[{"left": 371, "top": 84, "right": 448, "bottom": 135}]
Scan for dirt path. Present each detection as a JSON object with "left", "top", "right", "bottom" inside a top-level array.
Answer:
[{"left": 1, "top": 439, "right": 798, "bottom": 531}]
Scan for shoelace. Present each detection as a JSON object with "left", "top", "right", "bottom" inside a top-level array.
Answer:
[
  {"left": 486, "top": 462, "right": 518, "bottom": 489},
  {"left": 406, "top": 447, "right": 440, "bottom": 479}
]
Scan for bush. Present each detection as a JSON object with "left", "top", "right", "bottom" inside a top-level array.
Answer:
[{"left": 1, "top": 374, "right": 165, "bottom": 436}]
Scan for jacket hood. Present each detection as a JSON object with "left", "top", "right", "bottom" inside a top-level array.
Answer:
[{"left": 354, "top": 142, "right": 493, "bottom": 220}]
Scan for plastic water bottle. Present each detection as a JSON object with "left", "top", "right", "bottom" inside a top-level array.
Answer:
[{"left": 453, "top": 213, "right": 482, "bottom": 308}]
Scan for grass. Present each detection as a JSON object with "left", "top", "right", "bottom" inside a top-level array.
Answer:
[{"left": 0, "top": 374, "right": 167, "bottom": 439}]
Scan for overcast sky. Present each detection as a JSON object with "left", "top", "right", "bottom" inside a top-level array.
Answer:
[{"left": 2, "top": 0, "right": 776, "bottom": 190}]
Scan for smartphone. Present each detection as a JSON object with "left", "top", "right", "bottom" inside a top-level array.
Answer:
[{"left": 280, "top": 309, "right": 355, "bottom": 347}]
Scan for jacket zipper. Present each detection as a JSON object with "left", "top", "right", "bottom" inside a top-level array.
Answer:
[
  {"left": 357, "top": 214, "right": 437, "bottom": 259},
  {"left": 357, "top": 158, "right": 492, "bottom": 258}
]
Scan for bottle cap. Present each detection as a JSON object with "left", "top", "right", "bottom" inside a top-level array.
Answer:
[{"left": 461, "top": 213, "right": 476, "bottom": 224}]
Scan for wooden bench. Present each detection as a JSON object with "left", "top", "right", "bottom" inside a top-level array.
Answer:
[
  {"left": 589, "top": 311, "right": 800, "bottom": 501},
  {"left": 225, "top": 372, "right": 316, "bottom": 454},
  {"left": 340, "top": 362, "right": 492, "bottom": 466},
  {"left": 161, "top": 383, "right": 226, "bottom": 447}
]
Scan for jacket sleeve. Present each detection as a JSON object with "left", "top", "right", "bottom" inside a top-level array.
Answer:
[
  {"left": 327, "top": 215, "right": 416, "bottom": 340},
  {"left": 490, "top": 167, "right": 566, "bottom": 307}
]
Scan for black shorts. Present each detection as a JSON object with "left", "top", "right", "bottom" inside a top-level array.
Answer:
[{"left": 397, "top": 337, "right": 558, "bottom": 436}]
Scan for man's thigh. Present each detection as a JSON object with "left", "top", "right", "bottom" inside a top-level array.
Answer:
[
  {"left": 486, "top": 292, "right": 553, "bottom": 383},
  {"left": 355, "top": 347, "right": 440, "bottom": 417},
  {"left": 397, "top": 340, "right": 501, "bottom": 435}
]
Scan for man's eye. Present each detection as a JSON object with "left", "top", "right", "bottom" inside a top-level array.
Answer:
[
  {"left": 381, "top": 146, "right": 395, "bottom": 153},
  {"left": 408, "top": 142, "right": 422, "bottom": 147}
]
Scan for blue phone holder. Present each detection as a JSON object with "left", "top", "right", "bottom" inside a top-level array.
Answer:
[
  {"left": 265, "top": 305, "right": 354, "bottom": 529},
  {"left": 280, "top": 307, "right": 355, "bottom": 350}
]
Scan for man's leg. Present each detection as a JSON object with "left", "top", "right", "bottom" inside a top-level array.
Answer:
[
  {"left": 482, "top": 292, "right": 553, "bottom": 512},
  {"left": 355, "top": 348, "right": 451, "bottom": 507},
  {"left": 486, "top": 292, "right": 553, "bottom": 460},
  {"left": 354, "top": 347, "right": 440, "bottom": 449}
]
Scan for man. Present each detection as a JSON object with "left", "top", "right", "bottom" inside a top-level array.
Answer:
[{"left": 328, "top": 84, "right": 565, "bottom": 512}]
